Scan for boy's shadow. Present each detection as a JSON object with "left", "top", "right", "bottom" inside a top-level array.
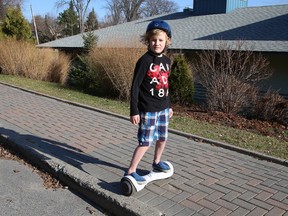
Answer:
[{"left": 0, "top": 127, "right": 148, "bottom": 195}]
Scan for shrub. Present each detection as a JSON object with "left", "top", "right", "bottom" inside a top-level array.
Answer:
[
  {"left": 67, "top": 53, "right": 117, "bottom": 97},
  {"left": 88, "top": 47, "right": 146, "bottom": 100},
  {"left": 0, "top": 39, "right": 70, "bottom": 84},
  {"left": 2, "top": 6, "right": 32, "bottom": 41},
  {"left": 82, "top": 31, "right": 98, "bottom": 53},
  {"left": 252, "top": 90, "right": 288, "bottom": 126},
  {"left": 170, "top": 54, "right": 194, "bottom": 105},
  {"left": 193, "top": 40, "right": 273, "bottom": 114},
  {"left": 0, "top": 25, "right": 5, "bottom": 40},
  {"left": 47, "top": 52, "right": 71, "bottom": 84},
  {"left": 67, "top": 55, "right": 90, "bottom": 89},
  {"left": 67, "top": 32, "right": 100, "bottom": 94}
]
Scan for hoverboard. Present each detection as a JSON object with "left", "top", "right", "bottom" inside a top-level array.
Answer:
[{"left": 121, "top": 161, "right": 174, "bottom": 196}]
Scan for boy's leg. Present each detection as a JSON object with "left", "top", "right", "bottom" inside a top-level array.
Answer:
[
  {"left": 153, "top": 140, "right": 166, "bottom": 164},
  {"left": 127, "top": 145, "right": 149, "bottom": 174},
  {"left": 152, "top": 140, "right": 170, "bottom": 172},
  {"left": 154, "top": 108, "right": 169, "bottom": 164},
  {"left": 152, "top": 108, "right": 170, "bottom": 172},
  {"left": 127, "top": 111, "right": 155, "bottom": 174}
]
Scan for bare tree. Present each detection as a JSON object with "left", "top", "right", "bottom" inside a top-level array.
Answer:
[
  {"left": 119, "top": 0, "right": 145, "bottom": 21},
  {"left": 104, "top": 0, "right": 177, "bottom": 25},
  {"left": 104, "top": 0, "right": 125, "bottom": 25},
  {"left": 34, "top": 14, "right": 63, "bottom": 42},
  {"left": 0, "top": 0, "right": 23, "bottom": 20},
  {"left": 55, "top": 0, "right": 93, "bottom": 33},
  {"left": 193, "top": 40, "right": 273, "bottom": 114},
  {"left": 1, "top": 0, "right": 23, "bottom": 6},
  {"left": 0, "top": 0, "right": 5, "bottom": 20},
  {"left": 141, "top": 0, "right": 178, "bottom": 17}
]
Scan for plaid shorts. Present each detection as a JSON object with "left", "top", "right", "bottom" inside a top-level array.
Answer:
[{"left": 137, "top": 108, "right": 170, "bottom": 146}]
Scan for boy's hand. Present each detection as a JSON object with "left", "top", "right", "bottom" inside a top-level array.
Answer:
[
  {"left": 130, "top": 115, "right": 140, "bottom": 125},
  {"left": 169, "top": 108, "right": 173, "bottom": 118}
]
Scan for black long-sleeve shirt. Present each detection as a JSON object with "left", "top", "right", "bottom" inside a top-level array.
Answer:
[{"left": 130, "top": 51, "right": 171, "bottom": 116}]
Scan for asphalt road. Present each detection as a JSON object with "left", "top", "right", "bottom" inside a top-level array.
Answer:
[{"left": 0, "top": 158, "right": 108, "bottom": 216}]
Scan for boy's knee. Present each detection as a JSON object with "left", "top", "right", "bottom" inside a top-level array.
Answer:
[{"left": 156, "top": 140, "right": 166, "bottom": 145}]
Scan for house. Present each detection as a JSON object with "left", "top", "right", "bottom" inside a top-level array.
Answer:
[{"left": 39, "top": 1, "right": 288, "bottom": 100}]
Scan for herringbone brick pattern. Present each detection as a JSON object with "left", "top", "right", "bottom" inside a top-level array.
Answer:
[{"left": 1, "top": 84, "right": 288, "bottom": 216}]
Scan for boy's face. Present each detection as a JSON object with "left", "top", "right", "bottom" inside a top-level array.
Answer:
[{"left": 149, "top": 31, "right": 167, "bottom": 54}]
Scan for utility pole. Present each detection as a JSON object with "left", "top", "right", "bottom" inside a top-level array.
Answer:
[{"left": 30, "top": 4, "right": 39, "bottom": 45}]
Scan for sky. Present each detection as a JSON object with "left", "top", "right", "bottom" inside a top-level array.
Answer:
[{"left": 22, "top": 0, "right": 288, "bottom": 22}]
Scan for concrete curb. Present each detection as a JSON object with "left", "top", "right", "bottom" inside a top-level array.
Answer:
[{"left": 1, "top": 81, "right": 287, "bottom": 167}]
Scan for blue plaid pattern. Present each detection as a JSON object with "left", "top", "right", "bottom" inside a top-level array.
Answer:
[{"left": 137, "top": 108, "right": 169, "bottom": 146}]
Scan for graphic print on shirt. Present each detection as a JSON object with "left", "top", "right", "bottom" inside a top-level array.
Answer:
[{"left": 147, "top": 62, "right": 170, "bottom": 98}]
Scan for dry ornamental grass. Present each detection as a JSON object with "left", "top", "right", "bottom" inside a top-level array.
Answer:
[
  {"left": 0, "top": 39, "right": 70, "bottom": 84},
  {"left": 88, "top": 46, "right": 146, "bottom": 100}
]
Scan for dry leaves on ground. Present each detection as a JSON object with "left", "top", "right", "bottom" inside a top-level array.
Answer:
[
  {"left": 173, "top": 104, "right": 287, "bottom": 141},
  {"left": 0, "top": 141, "right": 63, "bottom": 189}
]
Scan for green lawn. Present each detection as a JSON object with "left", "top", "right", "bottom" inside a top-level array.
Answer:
[{"left": 0, "top": 74, "right": 287, "bottom": 160}]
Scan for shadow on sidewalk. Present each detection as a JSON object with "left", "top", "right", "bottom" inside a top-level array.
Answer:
[{"left": 0, "top": 127, "right": 133, "bottom": 195}]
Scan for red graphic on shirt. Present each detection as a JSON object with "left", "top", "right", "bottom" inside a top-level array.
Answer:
[{"left": 147, "top": 64, "right": 169, "bottom": 91}]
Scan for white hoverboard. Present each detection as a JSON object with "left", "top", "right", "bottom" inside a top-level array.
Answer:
[{"left": 121, "top": 161, "right": 174, "bottom": 196}]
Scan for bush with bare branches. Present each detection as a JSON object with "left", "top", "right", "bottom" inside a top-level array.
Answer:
[
  {"left": 193, "top": 40, "right": 273, "bottom": 114},
  {"left": 252, "top": 90, "right": 288, "bottom": 126}
]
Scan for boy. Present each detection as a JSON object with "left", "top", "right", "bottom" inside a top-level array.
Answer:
[{"left": 125, "top": 20, "right": 173, "bottom": 183}]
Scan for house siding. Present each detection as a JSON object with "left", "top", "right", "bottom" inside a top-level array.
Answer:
[
  {"left": 261, "top": 52, "right": 288, "bottom": 99},
  {"left": 226, "top": 0, "right": 248, "bottom": 13}
]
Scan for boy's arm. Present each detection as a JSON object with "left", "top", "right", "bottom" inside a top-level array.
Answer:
[{"left": 130, "top": 59, "right": 147, "bottom": 116}]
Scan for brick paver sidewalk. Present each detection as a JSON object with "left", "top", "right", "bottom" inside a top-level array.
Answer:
[{"left": 0, "top": 83, "right": 288, "bottom": 216}]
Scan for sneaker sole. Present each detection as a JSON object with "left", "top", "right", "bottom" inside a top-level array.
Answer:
[{"left": 153, "top": 167, "right": 170, "bottom": 173}]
